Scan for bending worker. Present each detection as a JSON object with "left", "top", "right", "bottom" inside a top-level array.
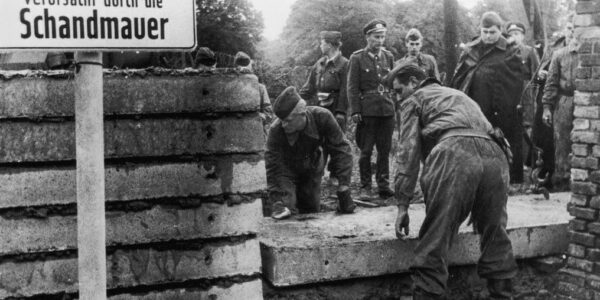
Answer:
[
  {"left": 391, "top": 64, "right": 517, "bottom": 299},
  {"left": 265, "top": 86, "right": 356, "bottom": 220}
]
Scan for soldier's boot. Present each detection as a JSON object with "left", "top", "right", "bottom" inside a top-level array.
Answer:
[
  {"left": 359, "top": 187, "right": 372, "bottom": 201},
  {"left": 378, "top": 186, "right": 395, "bottom": 199},
  {"left": 487, "top": 278, "right": 513, "bottom": 300},
  {"left": 337, "top": 190, "right": 356, "bottom": 214}
]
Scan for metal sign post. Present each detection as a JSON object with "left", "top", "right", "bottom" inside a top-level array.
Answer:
[
  {"left": 0, "top": 2, "right": 196, "bottom": 299},
  {"left": 75, "top": 51, "right": 106, "bottom": 300}
]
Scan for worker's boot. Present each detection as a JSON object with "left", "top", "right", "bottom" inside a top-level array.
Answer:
[
  {"left": 487, "top": 278, "right": 513, "bottom": 300},
  {"left": 359, "top": 186, "right": 372, "bottom": 201},
  {"left": 337, "top": 190, "right": 356, "bottom": 214}
]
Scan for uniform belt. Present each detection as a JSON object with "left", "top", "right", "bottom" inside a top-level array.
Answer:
[{"left": 438, "top": 128, "right": 491, "bottom": 143}]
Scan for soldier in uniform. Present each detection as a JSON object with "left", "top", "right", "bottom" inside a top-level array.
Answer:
[
  {"left": 506, "top": 22, "right": 540, "bottom": 82},
  {"left": 300, "top": 31, "right": 349, "bottom": 184},
  {"left": 347, "top": 19, "right": 396, "bottom": 200},
  {"left": 451, "top": 11, "right": 525, "bottom": 184},
  {"left": 395, "top": 28, "right": 440, "bottom": 81},
  {"left": 391, "top": 64, "right": 517, "bottom": 300},
  {"left": 266, "top": 87, "right": 356, "bottom": 220}
]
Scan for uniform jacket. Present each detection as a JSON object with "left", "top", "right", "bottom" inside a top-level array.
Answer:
[
  {"left": 516, "top": 44, "right": 540, "bottom": 81},
  {"left": 265, "top": 106, "right": 353, "bottom": 193},
  {"left": 347, "top": 48, "right": 395, "bottom": 117},
  {"left": 541, "top": 42, "right": 579, "bottom": 108},
  {"left": 300, "top": 52, "right": 349, "bottom": 115},
  {"left": 450, "top": 36, "right": 524, "bottom": 129},
  {"left": 395, "top": 79, "right": 494, "bottom": 206},
  {"left": 395, "top": 53, "right": 440, "bottom": 81}
]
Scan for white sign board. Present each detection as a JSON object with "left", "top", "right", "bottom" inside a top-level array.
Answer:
[{"left": 0, "top": 0, "right": 197, "bottom": 50}]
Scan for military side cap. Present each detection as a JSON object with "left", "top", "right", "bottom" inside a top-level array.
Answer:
[
  {"left": 506, "top": 22, "right": 525, "bottom": 34},
  {"left": 196, "top": 47, "right": 216, "bottom": 66},
  {"left": 320, "top": 31, "right": 342, "bottom": 44},
  {"left": 363, "top": 19, "right": 387, "bottom": 35},
  {"left": 480, "top": 11, "right": 503, "bottom": 28},
  {"left": 234, "top": 51, "right": 252, "bottom": 67},
  {"left": 274, "top": 86, "right": 302, "bottom": 119},
  {"left": 385, "top": 63, "right": 425, "bottom": 88}
]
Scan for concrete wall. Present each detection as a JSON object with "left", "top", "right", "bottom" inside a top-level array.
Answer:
[
  {"left": 0, "top": 69, "right": 266, "bottom": 299},
  {"left": 558, "top": 1, "right": 600, "bottom": 299}
]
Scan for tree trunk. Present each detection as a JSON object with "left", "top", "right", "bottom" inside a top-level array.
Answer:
[{"left": 443, "top": 0, "right": 458, "bottom": 84}]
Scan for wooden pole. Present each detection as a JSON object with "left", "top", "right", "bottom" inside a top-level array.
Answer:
[{"left": 75, "top": 51, "right": 107, "bottom": 300}]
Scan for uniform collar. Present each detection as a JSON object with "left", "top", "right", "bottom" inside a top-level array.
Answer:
[
  {"left": 300, "top": 109, "right": 320, "bottom": 139},
  {"left": 324, "top": 51, "right": 342, "bottom": 66},
  {"left": 474, "top": 36, "right": 508, "bottom": 51},
  {"left": 366, "top": 47, "right": 382, "bottom": 59},
  {"left": 417, "top": 78, "right": 441, "bottom": 90}
]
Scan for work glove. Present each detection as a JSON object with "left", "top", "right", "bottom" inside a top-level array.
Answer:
[{"left": 337, "top": 189, "right": 356, "bottom": 214}]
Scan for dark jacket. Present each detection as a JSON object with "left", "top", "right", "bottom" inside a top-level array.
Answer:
[
  {"left": 395, "top": 79, "right": 495, "bottom": 206},
  {"left": 516, "top": 44, "right": 540, "bottom": 81},
  {"left": 450, "top": 36, "right": 524, "bottom": 129},
  {"left": 347, "top": 48, "right": 395, "bottom": 117},
  {"left": 300, "top": 52, "right": 349, "bottom": 115},
  {"left": 265, "top": 106, "right": 353, "bottom": 193},
  {"left": 395, "top": 53, "right": 440, "bottom": 81},
  {"left": 541, "top": 43, "right": 579, "bottom": 108}
]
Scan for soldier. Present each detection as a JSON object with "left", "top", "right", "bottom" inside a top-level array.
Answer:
[
  {"left": 506, "top": 22, "right": 540, "bottom": 82},
  {"left": 265, "top": 87, "right": 356, "bottom": 220},
  {"left": 234, "top": 51, "right": 274, "bottom": 133},
  {"left": 300, "top": 31, "right": 349, "bottom": 185},
  {"left": 451, "top": 11, "right": 525, "bottom": 184},
  {"left": 395, "top": 28, "right": 440, "bottom": 81},
  {"left": 541, "top": 20, "right": 578, "bottom": 190},
  {"left": 391, "top": 64, "right": 516, "bottom": 299},
  {"left": 348, "top": 19, "right": 395, "bottom": 200}
]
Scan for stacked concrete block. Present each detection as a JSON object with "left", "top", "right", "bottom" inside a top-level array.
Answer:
[
  {"left": 0, "top": 70, "right": 265, "bottom": 299},
  {"left": 558, "top": 1, "right": 600, "bottom": 299}
]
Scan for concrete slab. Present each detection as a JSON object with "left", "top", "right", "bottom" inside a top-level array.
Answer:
[
  {"left": 0, "top": 199, "right": 262, "bottom": 255},
  {"left": 0, "top": 239, "right": 260, "bottom": 298},
  {"left": 109, "top": 279, "right": 263, "bottom": 300},
  {"left": 0, "top": 160, "right": 266, "bottom": 208},
  {"left": 0, "top": 117, "right": 264, "bottom": 163},
  {"left": 0, "top": 75, "right": 260, "bottom": 118},
  {"left": 260, "top": 193, "right": 571, "bottom": 287}
]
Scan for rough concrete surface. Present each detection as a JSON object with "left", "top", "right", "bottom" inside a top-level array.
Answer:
[
  {"left": 260, "top": 193, "right": 571, "bottom": 287},
  {"left": 0, "top": 239, "right": 260, "bottom": 298},
  {"left": 0, "top": 199, "right": 262, "bottom": 255},
  {"left": 0, "top": 117, "right": 264, "bottom": 163},
  {"left": 0, "top": 160, "right": 266, "bottom": 208},
  {"left": 110, "top": 279, "right": 263, "bottom": 300},
  {"left": 0, "top": 75, "right": 260, "bottom": 118}
]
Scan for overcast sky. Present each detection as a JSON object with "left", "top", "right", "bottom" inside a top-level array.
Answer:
[{"left": 249, "top": 0, "right": 480, "bottom": 40}]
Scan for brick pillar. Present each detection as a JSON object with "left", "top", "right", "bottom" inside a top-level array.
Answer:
[{"left": 558, "top": 1, "right": 600, "bottom": 299}]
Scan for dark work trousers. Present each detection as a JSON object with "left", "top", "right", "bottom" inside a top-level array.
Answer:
[
  {"left": 494, "top": 120, "right": 523, "bottom": 184},
  {"left": 552, "top": 95, "right": 574, "bottom": 189},
  {"left": 532, "top": 89, "right": 555, "bottom": 186},
  {"left": 356, "top": 116, "right": 394, "bottom": 189},
  {"left": 272, "top": 153, "right": 325, "bottom": 214},
  {"left": 411, "top": 136, "right": 517, "bottom": 296},
  {"left": 324, "top": 109, "right": 347, "bottom": 176}
]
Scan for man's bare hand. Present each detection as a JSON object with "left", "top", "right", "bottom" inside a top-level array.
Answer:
[
  {"left": 538, "top": 70, "right": 548, "bottom": 81},
  {"left": 395, "top": 206, "right": 410, "bottom": 239},
  {"left": 542, "top": 107, "right": 553, "bottom": 127},
  {"left": 335, "top": 113, "right": 346, "bottom": 125},
  {"left": 351, "top": 113, "right": 362, "bottom": 124}
]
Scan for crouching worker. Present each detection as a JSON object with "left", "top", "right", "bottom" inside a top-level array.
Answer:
[
  {"left": 266, "top": 86, "right": 356, "bottom": 219},
  {"left": 390, "top": 65, "right": 517, "bottom": 299}
]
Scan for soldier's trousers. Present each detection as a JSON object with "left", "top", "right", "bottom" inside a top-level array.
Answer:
[
  {"left": 552, "top": 95, "right": 574, "bottom": 189},
  {"left": 411, "top": 136, "right": 517, "bottom": 296},
  {"left": 271, "top": 159, "right": 325, "bottom": 214},
  {"left": 356, "top": 116, "right": 394, "bottom": 189}
]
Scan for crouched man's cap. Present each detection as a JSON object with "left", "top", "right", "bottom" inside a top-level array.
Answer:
[
  {"left": 506, "top": 22, "right": 525, "bottom": 34},
  {"left": 480, "top": 11, "right": 503, "bottom": 29},
  {"left": 363, "top": 19, "right": 387, "bottom": 35},
  {"left": 320, "top": 31, "right": 342, "bottom": 44},
  {"left": 234, "top": 51, "right": 252, "bottom": 67},
  {"left": 274, "top": 86, "right": 302, "bottom": 119}
]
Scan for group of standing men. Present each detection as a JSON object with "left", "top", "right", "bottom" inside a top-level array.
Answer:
[{"left": 264, "top": 10, "right": 577, "bottom": 299}]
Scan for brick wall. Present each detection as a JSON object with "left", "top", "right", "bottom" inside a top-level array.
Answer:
[
  {"left": 558, "top": 1, "right": 600, "bottom": 299},
  {"left": 0, "top": 69, "right": 266, "bottom": 299}
]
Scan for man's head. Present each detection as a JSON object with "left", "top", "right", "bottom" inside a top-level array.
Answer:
[
  {"left": 506, "top": 22, "right": 526, "bottom": 45},
  {"left": 563, "top": 20, "right": 575, "bottom": 44},
  {"left": 480, "top": 11, "right": 503, "bottom": 45},
  {"left": 388, "top": 64, "right": 427, "bottom": 102},
  {"left": 319, "top": 31, "right": 342, "bottom": 55},
  {"left": 405, "top": 28, "right": 423, "bottom": 57},
  {"left": 196, "top": 47, "right": 216, "bottom": 68},
  {"left": 234, "top": 51, "right": 252, "bottom": 70},
  {"left": 274, "top": 87, "right": 308, "bottom": 134},
  {"left": 363, "top": 19, "right": 387, "bottom": 52}
]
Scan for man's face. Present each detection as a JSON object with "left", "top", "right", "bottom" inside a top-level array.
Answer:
[
  {"left": 508, "top": 30, "right": 524, "bottom": 45},
  {"left": 320, "top": 39, "right": 332, "bottom": 54},
  {"left": 480, "top": 26, "right": 501, "bottom": 44},
  {"left": 281, "top": 104, "right": 307, "bottom": 134},
  {"left": 393, "top": 77, "right": 417, "bottom": 102},
  {"left": 366, "top": 31, "right": 386, "bottom": 52},
  {"left": 564, "top": 22, "right": 574, "bottom": 42},
  {"left": 406, "top": 39, "right": 422, "bottom": 56}
]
